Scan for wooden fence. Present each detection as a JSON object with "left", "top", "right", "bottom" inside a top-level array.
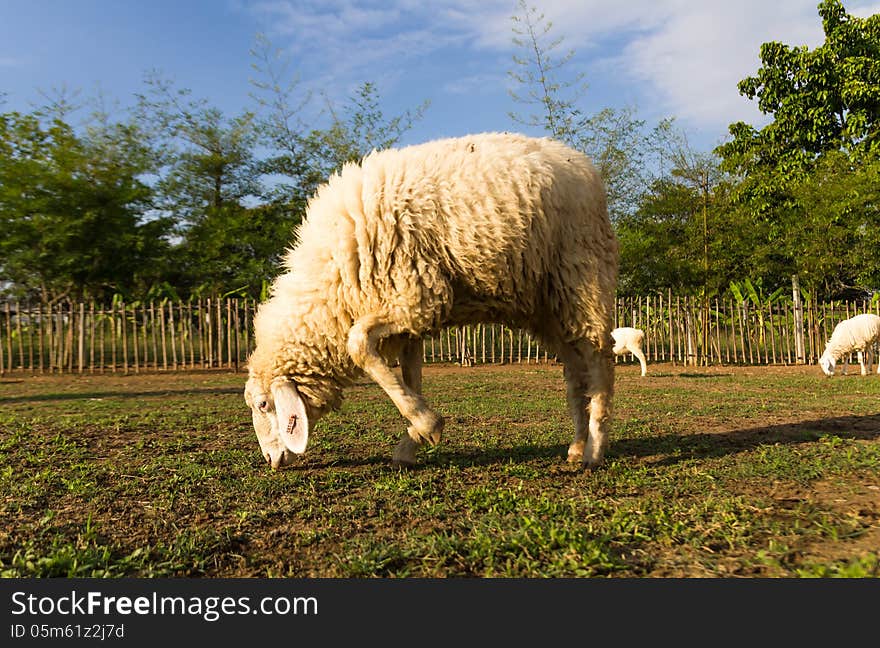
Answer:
[{"left": 0, "top": 294, "right": 878, "bottom": 375}]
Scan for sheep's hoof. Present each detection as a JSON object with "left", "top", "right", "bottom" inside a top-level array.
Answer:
[
  {"left": 566, "top": 441, "right": 585, "bottom": 464},
  {"left": 580, "top": 459, "right": 602, "bottom": 472},
  {"left": 408, "top": 414, "right": 444, "bottom": 447},
  {"left": 392, "top": 435, "right": 420, "bottom": 467}
]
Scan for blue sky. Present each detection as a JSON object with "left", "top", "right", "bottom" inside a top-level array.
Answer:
[{"left": 2, "top": 0, "right": 879, "bottom": 153}]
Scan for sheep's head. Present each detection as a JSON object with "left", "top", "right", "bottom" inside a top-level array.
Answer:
[
  {"left": 244, "top": 375, "right": 314, "bottom": 469},
  {"left": 819, "top": 353, "right": 836, "bottom": 377}
]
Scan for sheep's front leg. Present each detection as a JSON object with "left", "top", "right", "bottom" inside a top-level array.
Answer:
[
  {"left": 858, "top": 350, "right": 868, "bottom": 376},
  {"left": 347, "top": 315, "right": 443, "bottom": 466}
]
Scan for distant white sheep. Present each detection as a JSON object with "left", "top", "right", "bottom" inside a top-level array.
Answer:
[
  {"left": 612, "top": 327, "right": 647, "bottom": 376},
  {"left": 818, "top": 313, "right": 880, "bottom": 376},
  {"left": 244, "top": 132, "right": 619, "bottom": 472}
]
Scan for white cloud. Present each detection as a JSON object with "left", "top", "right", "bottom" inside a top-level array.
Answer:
[
  {"left": 442, "top": 72, "right": 509, "bottom": 95},
  {"left": 850, "top": 2, "right": 880, "bottom": 17},
  {"left": 240, "top": 0, "right": 880, "bottom": 139}
]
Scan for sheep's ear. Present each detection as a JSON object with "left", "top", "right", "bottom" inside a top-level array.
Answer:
[{"left": 271, "top": 380, "right": 310, "bottom": 454}]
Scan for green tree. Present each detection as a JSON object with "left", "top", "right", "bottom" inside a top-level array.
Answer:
[
  {"left": 507, "top": 1, "right": 659, "bottom": 221},
  {"left": 250, "top": 34, "right": 429, "bottom": 205},
  {"left": 507, "top": 0, "right": 584, "bottom": 144},
  {"left": 0, "top": 109, "right": 166, "bottom": 302},
  {"left": 136, "top": 74, "right": 274, "bottom": 297},
  {"left": 716, "top": 0, "right": 880, "bottom": 296}
]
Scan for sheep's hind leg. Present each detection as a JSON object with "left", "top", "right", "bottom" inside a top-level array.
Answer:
[
  {"left": 632, "top": 346, "right": 648, "bottom": 377},
  {"left": 392, "top": 337, "right": 431, "bottom": 466},
  {"left": 346, "top": 315, "right": 443, "bottom": 467},
  {"left": 558, "top": 338, "right": 615, "bottom": 470}
]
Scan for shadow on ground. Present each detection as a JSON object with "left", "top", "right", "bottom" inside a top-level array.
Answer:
[{"left": 325, "top": 413, "right": 880, "bottom": 471}]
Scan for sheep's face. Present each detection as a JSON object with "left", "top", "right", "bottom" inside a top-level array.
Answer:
[
  {"left": 819, "top": 354, "right": 836, "bottom": 377},
  {"left": 244, "top": 376, "right": 312, "bottom": 469}
]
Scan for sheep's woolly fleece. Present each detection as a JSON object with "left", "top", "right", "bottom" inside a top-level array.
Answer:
[
  {"left": 245, "top": 132, "right": 619, "bottom": 469},
  {"left": 248, "top": 132, "right": 618, "bottom": 404},
  {"left": 612, "top": 327, "right": 647, "bottom": 376},
  {"left": 819, "top": 313, "right": 880, "bottom": 373}
]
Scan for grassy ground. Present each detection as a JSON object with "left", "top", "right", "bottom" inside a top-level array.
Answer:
[{"left": 1, "top": 361, "right": 878, "bottom": 577}]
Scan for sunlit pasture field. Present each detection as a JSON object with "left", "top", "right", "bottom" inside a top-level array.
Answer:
[{"left": 1, "top": 361, "right": 878, "bottom": 577}]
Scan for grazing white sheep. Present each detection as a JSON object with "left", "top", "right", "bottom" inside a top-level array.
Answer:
[
  {"left": 612, "top": 327, "right": 647, "bottom": 376},
  {"left": 818, "top": 313, "right": 880, "bottom": 376},
  {"left": 244, "top": 132, "right": 619, "bottom": 471}
]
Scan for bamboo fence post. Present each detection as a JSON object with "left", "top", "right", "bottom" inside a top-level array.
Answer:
[
  {"left": 48, "top": 303, "right": 54, "bottom": 372},
  {"left": 121, "top": 302, "right": 129, "bottom": 374},
  {"left": 244, "top": 298, "right": 251, "bottom": 357},
  {"left": 0, "top": 307, "right": 4, "bottom": 376},
  {"left": 723, "top": 299, "right": 730, "bottom": 364},
  {"left": 47, "top": 303, "right": 54, "bottom": 372},
  {"left": 226, "top": 299, "right": 233, "bottom": 369},
  {"left": 58, "top": 303, "right": 65, "bottom": 372},
  {"left": 499, "top": 325, "right": 505, "bottom": 363},
  {"left": 88, "top": 302, "right": 95, "bottom": 374},
  {"left": 204, "top": 299, "right": 211, "bottom": 368},
  {"left": 686, "top": 297, "right": 696, "bottom": 366},
  {"left": 216, "top": 298, "right": 224, "bottom": 368},
  {"left": 52, "top": 303, "right": 64, "bottom": 373},
  {"left": 98, "top": 304, "right": 105, "bottom": 373},
  {"left": 474, "top": 325, "right": 480, "bottom": 364},
  {"left": 38, "top": 303, "right": 45, "bottom": 374},
  {"left": 769, "top": 302, "right": 777, "bottom": 364},
  {"left": 658, "top": 293, "right": 665, "bottom": 361},
  {"left": 27, "top": 302, "right": 33, "bottom": 371},
  {"left": 159, "top": 301, "right": 168, "bottom": 370},
  {"left": 447, "top": 328, "right": 453, "bottom": 362},
  {"left": 234, "top": 298, "right": 241, "bottom": 372},
  {"left": 110, "top": 302, "right": 117, "bottom": 373},
  {"left": 509, "top": 327, "right": 514, "bottom": 364},
  {"left": 745, "top": 302, "right": 755, "bottom": 364},
  {"left": 659, "top": 294, "right": 665, "bottom": 362},
  {"left": 808, "top": 298, "right": 817, "bottom": 364},
  {"left": 31, "top": 303, "right": 44, "bottom": 373},
  {"left": 142, "top": 304, "right": 149, "bottom": 370},
  {"left": 56, "top": 303, "right": 63, "bottom": 372},
  {"left": 187, "top": 301, "right": 195, "bottom": 369},
  {"left": 168, "top": 301, "right": 177, "bottom": 370},
  {"left": 762, "top": 302, "right": 770, "bottom": 365},
  {"left": 15, "top": 302, "right": 24, "bottom": 370},
  {"left": 821, "top": 301, "right": 829, "bottom": 352},
  {"left": 0, "top": 306, "right": 5, "bottom": 376},
  {"left": 735, "top": 301, "right": 745, "bottom": 364},
  {"left": 6, "top": 302, "right": 14, "bottom": 372},
  {"left": 66, "top": 302, "right": 73, "bottom": 373},
  {"left": 674, "top": 296, "right": 681, "bottom": 363},
  {"left": 77, "top": 302, "right": 85, "bottom": 374},
  {"left": 491, "top": 325, "right": 496, "bottom": 363},
  {"left": 668, "top": 290, "right": 674, "bottom": 364},
  {"left": 149, "top": 302, "right": 157, "bottom": 370},
  {"left": 132, "top": 303, "right": 140, "bottom": 373},
  {"left": 792, "top": 275, "right": 805, "bottom": 364},
  {"left": 785, "top": 302, "right": 794, "bottom": 364}
]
